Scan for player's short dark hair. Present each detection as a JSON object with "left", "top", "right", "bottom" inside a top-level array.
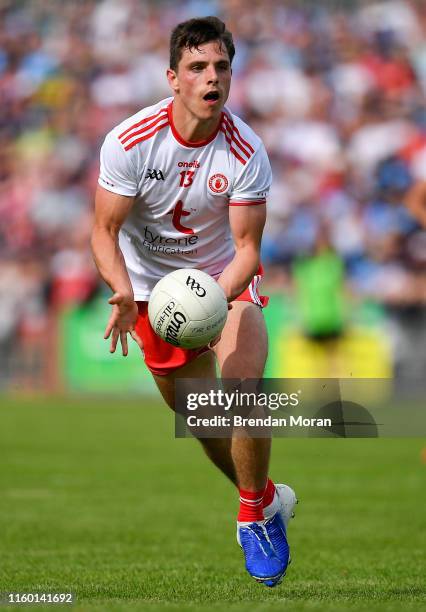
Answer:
[{"left": 169, "top": 16, "right": 235, "bottom": 71}]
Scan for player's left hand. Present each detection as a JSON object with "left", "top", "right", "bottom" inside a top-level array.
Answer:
[{"left": 104, "top": 292, "right": 143, "bottom": 356}]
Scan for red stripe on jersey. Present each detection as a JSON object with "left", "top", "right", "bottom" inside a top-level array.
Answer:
[
  {"left": 118, "top": 107, "right": 168, "bottom": 140},
  {"left": 123, "top": 121, "right": 169, "bottom": 151},
  {"left": 120, "top": 112, "right": 168, "bottom": 145},
  {"left": 229, "top": 199, "right": 266, "bottom": 206},
  {"left": 223, "top": 114, "right": 255, "bottom": 154},
  {"left": 220, "top": 128, "right": 247, "bottom": 165},
  {"left": 221, "top": 120, "right": 252, "bottom": 160}
]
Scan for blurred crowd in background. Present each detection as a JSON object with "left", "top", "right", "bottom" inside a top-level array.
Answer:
[{"left": 1, "top": 0, "right": 426, "bottom": 388}]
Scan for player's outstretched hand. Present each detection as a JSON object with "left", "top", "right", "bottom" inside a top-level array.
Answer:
[{"left": 104, "top": 292, "right": 143, "bottom": 356}]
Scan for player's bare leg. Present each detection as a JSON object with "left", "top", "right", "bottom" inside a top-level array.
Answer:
[
  {"left": 152, "top": 351, "right": 237, "bottom": 485},
  {"left": 213, "top": 301, "right": 269, "bottom": 492}
]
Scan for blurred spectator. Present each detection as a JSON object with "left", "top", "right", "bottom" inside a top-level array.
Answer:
[{"left": 292, "top": 222, "right": 346, "bottom": 339}]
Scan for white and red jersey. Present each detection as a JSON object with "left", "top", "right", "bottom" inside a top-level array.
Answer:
[{"left": 98, "top": 96, "right": 272, "bottom": 300}]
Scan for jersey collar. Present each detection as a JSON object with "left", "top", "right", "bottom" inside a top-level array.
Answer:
[{"left": 167, "top": 101, "right": 223, "bottom": 148}]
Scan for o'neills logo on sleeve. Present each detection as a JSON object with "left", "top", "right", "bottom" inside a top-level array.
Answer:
[
  {"left": 165, "top": 311, "right": 187, "bottom": 345},
  {"left": 208, "top": 173, "right": 229, "bottom": 194}
]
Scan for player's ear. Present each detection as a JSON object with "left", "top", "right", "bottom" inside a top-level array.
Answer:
[{"left": 167, "top": 68, "right": 179, "bottom": 94}]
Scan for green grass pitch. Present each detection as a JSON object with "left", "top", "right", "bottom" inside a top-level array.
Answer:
[{"left": 0, "top": 396, "right": 425, "bottom": 611}]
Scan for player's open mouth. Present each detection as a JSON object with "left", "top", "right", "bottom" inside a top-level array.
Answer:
[{"left": 203, "top": 91, "right": 220, "bottom": 104}]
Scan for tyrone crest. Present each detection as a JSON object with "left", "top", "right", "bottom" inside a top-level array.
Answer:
[{"left": 208, "top": 173, "right": 229, "bottom": 194}]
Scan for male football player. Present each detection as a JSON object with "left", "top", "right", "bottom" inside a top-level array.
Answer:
[{"left": 91, "top": 16, "right": 296, "bottom": 587}]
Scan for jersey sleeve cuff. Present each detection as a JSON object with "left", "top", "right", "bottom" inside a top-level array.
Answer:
[{"left": 98, "top": 177, "right": 137, "bottom": 197}]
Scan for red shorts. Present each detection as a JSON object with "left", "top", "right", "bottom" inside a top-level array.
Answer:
[{"left": 135, "top": 269, "right": 269, "bottom": 376}]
